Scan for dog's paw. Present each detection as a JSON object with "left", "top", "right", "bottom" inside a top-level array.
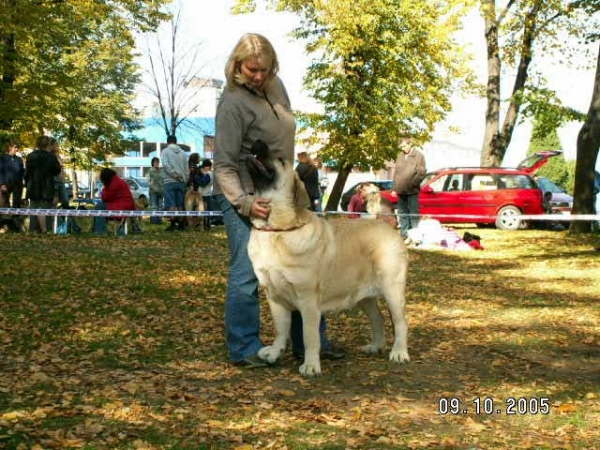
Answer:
[
  {"left": 258, "top": 346, "right": 284, "bottom": 363},
  {"left": 299, "top": 362, "right": 321, "bottom": 377},
  {"left": 389, "top": 349, "right": 410, "bottom": 363},
  {"left": 361, "top": 344, "right": 384, "bottom": 355}
]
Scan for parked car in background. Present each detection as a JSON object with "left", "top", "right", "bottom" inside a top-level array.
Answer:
[
  {"left": 123, "top": 177, "right": 150, "bottom": 202},
  {"left": 535, "top": 176, "right": 573, "bottom": 214},
  {"left": 340, "top": 180, "right": 396, "bottom": 211},
  {"left": 380, "top": 150, "right": 562, "bottom": 230},
  {"left": 64, "top": 181, "right": 90, "bottom": 199}
]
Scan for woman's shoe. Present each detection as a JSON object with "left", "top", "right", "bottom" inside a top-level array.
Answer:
[{"left": 233, "top": 353, "right": 272, "bottom": 368}]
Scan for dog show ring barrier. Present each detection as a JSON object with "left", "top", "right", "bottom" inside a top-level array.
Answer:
[{"left": 0, "top": 207, "right": 598, "bottom": 234}]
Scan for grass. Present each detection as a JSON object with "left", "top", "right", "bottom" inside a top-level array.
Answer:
[{"left": 0, "top": 220, "right": 599, "bottom": 449}]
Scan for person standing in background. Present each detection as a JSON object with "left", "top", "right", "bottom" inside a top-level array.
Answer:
[
  {"left": 25, "top": 135, "right": 62, "bottom": 233},
  {"left": 161, "top": 135, "right": 188, "bottom": 231},
  {"left": 295, "top": 151, "right": 320, "bottom": 212},
  {"left": 393, "top": 138, "right": 426, "bottom": 239},
  {"left": 314, "top": 156, "right": 329, "bottom": 210},
  {"left": 0, "top": 140, "right": 25, "bottom": 232},
  {"left": 47, "top": 137, "right": 69, "bottom": 208},
  {"left": 0, "top": 139, "right": 24, "bottom": 209},
  {"left": 148, "top": 157, "right": 164, "bottom": 224},
  {"left": 197, "top": 159, "right": 214, "bottom": 229}
]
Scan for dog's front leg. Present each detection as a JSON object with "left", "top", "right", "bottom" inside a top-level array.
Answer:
[
  {"left": 258, "top": 300, "right": 290, "bottom": 363},
  {"left": 299, "top": 307, "right": 321, "bottom": 376}
]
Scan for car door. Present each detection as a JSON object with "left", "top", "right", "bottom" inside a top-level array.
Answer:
[
  {"left": 516, "top": 150, "right": 562, "bottom": 175},
  {"left": 419, "top": 173, "right": 472, "bottom": 222}
]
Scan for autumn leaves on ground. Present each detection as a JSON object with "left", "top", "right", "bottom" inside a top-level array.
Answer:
[{"left": 1, "top": 222, "right": 599, "bottom": 450}]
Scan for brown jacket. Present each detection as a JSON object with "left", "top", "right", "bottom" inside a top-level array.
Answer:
[
  {"left": 393, "top": 148, "right": 427, "bottom": 195},
  {"left": 213, "top": 76, "right": 296, "bottom": 216}
]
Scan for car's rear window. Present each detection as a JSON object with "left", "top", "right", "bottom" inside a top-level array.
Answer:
[
  {"left": 426, "top": 171, "right": 537, "bottom": 192},
  {"left": 497, "top": 174, "right": 536, "bottom": 189}
]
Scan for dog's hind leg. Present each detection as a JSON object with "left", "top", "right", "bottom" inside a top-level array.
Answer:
[
  {"left": 258, "top": 299, "right": 290, "bottom": 364},
  {"left": 359, "top": 297, "right": 386, "bottom": 355},
  {"left": 381, "top": 265, "right": 410, "bottom": 364}
]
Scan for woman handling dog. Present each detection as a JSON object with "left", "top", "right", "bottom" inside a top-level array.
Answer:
[{"left": 213, "top": 33, "right": 344, "bottom": 367}]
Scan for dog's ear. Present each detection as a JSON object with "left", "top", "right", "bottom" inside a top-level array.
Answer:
[
  {"left": 246, "top": 140, "right": 277, "bottom": 190},
  {"left": 292, "top": 171, "right": 310, "bottom": 210},
  {"left": 250, "top": 139, "right": 270, "bottom": 159}
]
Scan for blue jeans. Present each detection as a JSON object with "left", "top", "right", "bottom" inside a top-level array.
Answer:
[
  {"left": 92, "top": 201, "right": 108, "bottom": 234},
  {"left": 57, "top": 180, "right": 69, "bottom": 206},
  {"left": 149, "top": 192, "right": 163, "bottom": 224},
  {"left": 164, "top": 181, "right": 185, "bottom": 209},
  {"left": 398, "top": 193, "right": 420, "bottom": 238},
  {"left": 215, "top": 194, "right": 331, "bottom": 362}
]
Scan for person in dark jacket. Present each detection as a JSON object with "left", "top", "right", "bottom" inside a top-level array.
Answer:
[
  {"left": 0, "top": 139, "right": 25, "bottom": 209},
  {"left": 92, "top": 168, "right": 136, "bottom": 235},
  {"left": 25, "top": 135, "right": 62, "bottom": 232},
  {"left": 0, "top": 139, "right": 25, "bottom": 232},
  {"left": 295, "top": 151, "right": 320, "bottom": 211}
]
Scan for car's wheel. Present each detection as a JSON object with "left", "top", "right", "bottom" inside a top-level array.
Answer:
[{"left": 495, "top": 205, "right": 522, "bottom": 230}]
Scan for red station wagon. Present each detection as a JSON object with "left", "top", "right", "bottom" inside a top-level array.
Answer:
[{"left": 382, "top": 151, "right": 561, "bottom": 230}]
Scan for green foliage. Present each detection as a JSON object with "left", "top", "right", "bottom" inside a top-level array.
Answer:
[
  {"left": 528, "top": 120, "right": 575, "bottom": 192},
  {"left": 0, "top": 0, "right": 169, "bottom": 165},
  {"left": 478, "top": 0, "right": 600, "bottom": 166},
  {"left": 519, "top": 86, "right": 586, "bottom": 136},
  {"left": 234, "top": 0, "right": 477, "bottom": 171}
]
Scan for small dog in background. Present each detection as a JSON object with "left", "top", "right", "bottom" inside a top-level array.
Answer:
[
  {"left": 364, "top": 183, "right": 398, "bottom": 229},
  {"left": 184, "top": 189, "right": 206, "bottom": 229},
  {"left": 130, "top": 196, "right": 148, "bottom": 233},
  {"left": 136, "top": 196, "right": 149, "bottom": 211}
]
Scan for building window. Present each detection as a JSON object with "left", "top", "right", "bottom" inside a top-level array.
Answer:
[{"left": 142, "top": 142, "right": 156, "bottom": 157}]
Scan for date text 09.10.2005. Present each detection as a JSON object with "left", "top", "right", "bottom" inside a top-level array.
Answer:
[{"left": 438, "top": 397, "right": 551, "bottom": 415}]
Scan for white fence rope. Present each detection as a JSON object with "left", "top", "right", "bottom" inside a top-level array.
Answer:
[
  {"left": 0, "top": 208, "right": 222, "bottom": 217},
  {"left": 1, "top": 207, "right": 598, "bottom": 222}
]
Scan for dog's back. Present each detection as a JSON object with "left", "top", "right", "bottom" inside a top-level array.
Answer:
[
  {"left": 318, "top": 218, "right": 406, "bottom": 307},
  {"left": 251, "top": 215, "right": 406, "bottom": 312}
]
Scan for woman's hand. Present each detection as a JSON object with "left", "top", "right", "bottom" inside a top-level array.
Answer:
[{"left": 251, "top": 196, "right": 271, "bottom": 219}]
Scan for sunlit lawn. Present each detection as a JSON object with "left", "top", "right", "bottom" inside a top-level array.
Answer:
[{"left": 1, "top": 220, "right": 599, "bottom": 449}]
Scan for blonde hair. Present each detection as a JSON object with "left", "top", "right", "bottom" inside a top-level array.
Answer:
[{"left": 224, "top": 33, "right": 279, "bottom": 90}]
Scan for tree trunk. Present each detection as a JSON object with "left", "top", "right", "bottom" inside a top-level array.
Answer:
[
  {"left": 0, "top": 0, "right": 17, "bottom": 133},
  {"left": 570, "top": 44, "right": 600, "bottom": 234},
  {"left": 324, "top": 163, "right": 353, "bottom": 212},
  {"left": 480, "top": 0, "right": 540, "bottom": 167},
  {"left": 480, "top": 0, "right": 501, "bottom": 166}
]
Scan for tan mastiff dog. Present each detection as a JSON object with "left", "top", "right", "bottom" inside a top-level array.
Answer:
[{"left": 246, "top": 142, "right": 410, "bottom": 376}]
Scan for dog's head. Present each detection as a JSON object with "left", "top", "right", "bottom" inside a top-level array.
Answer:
[
  {"left": 246, "top": 140, "right": 311, "bottom": 226},
  {"left": 136, "top": 197, "right": 149, "bottom": 210},
  {"left": 246, "top": 139, "right": 279, "bottom": 191}
]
